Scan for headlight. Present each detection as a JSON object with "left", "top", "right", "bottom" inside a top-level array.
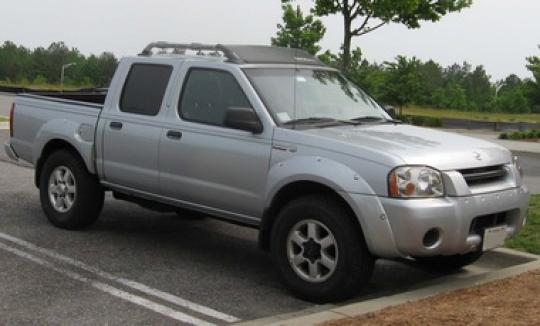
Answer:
[{"left": 388, "top": 166, "right": 444, "bottom": 198}]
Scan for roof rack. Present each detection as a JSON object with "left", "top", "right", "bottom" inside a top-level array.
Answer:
[
  {"left": 139, "top": 42, "right": 242, "bottom": 63},
  {"left": 139, "top": 42, "right": 325, "bottom": 66}
]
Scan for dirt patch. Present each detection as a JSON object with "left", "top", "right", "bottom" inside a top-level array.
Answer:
[{"left": 323, "top": 269, "right": 540, "bottom": 326}]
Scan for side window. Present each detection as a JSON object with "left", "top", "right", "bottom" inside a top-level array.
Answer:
[
  {"left": 120, "top": 64, "right": 173, "bottom": 116},
  {"left": 179, "top": 68, "right": 252, "bottom": 127}
]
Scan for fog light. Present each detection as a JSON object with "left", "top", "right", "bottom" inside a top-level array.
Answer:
[{"left": 423, "top": 228, "right": 440, "bottom": 248}]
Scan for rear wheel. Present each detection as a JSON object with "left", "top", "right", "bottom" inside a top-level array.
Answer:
[
  {"left": 415, "top": 250, "right": 483, "bottom": 271},
  {"left": 270, "top": 194, "right": 374, "bottom": 303},
  {"left": 39, "top": 150, "right": 104, "bottom": 229}
]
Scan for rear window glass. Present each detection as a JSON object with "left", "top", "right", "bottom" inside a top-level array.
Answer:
[{"left": 120, "top": 64, "right": 173, "bottom": 116}]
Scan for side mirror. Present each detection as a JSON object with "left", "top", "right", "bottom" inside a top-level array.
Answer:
[
  {"left": 224, "top": 107, "right": 263, "bottom": 134},
  {"left": 384, "top": 106, "right": 397, "bottom": 119}
]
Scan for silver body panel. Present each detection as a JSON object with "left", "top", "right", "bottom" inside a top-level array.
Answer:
[{"left": 6, "top": 54, "right": 531, "bottom": 259}]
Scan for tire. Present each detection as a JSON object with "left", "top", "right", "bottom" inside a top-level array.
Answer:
[
  {"left": 415, "top": 250, "right": 483, "bottom": 271},
  {"left": 39, "top": 150, "right": 104, "bottom": 230},
  {"left": 270, "top": 194, "right": 374, "bottom": 303}
]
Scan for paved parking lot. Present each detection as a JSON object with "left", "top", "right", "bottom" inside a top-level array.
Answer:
[{"left": 0, "top": 127, "right": 538, "bottom": 325}]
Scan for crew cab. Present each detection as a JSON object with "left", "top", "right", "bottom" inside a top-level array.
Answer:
[{"left": 4, "top": 42, "right": 530, "bottom": 302}]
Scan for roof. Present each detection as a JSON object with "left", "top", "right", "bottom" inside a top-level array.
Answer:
[{"left": 139, "top": 42, "right": 325, "bottom": 66}]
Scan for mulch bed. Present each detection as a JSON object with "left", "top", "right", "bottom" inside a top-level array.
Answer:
[{"left": 323, "top": 269, "right": 540, "bottom": 326}]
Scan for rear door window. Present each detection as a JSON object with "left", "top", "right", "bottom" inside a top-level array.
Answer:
[{"left": 120, "top": 64, "right": 173, "bottom": 116}]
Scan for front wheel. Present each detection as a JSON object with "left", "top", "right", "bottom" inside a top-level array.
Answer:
[
  {"left": 270, "top": 195, "right": 374, "bottom": 303},
  {"left": 39, "top": 150, "right": 104, "bottom": 230}
]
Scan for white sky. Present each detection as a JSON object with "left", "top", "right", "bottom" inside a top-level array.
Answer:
[{"left": 0, "top": 0, "right": 538, "bottom": 81}]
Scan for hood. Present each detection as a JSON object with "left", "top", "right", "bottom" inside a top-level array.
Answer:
[{"left": 301, "top": 124, "right": 512, "bottom": 170}]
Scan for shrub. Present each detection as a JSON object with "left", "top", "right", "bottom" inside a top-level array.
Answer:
[
  {"left": 424, "top": 117, "right": 443, "bottom": 127},
  {"left": 509, "top": 132, "right": 523, "bottom": 140},
  {"left": 407, "top": 115, "right": 442, "bottom": 127},
  {"left": 503, "top": 130, "right": 540, "bottom": 140}
]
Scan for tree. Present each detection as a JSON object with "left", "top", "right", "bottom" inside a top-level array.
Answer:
[
  {"left": 525, "top": 46, "right": 540, "bottom": 110},
  {"left": 417, "top": 60, "right": 444, "bottom": 105},
  {"left": 495, "top": 75, "right": 531, "bottom": 113},
  {"left": 272, "top": 4, "right": 326, "bottom": 55},
  {"left": 285, "top": 0, "right": 472, "bottom": 70},
  {"left": 382, "top": 56, "right": 422, "bottom": 115},
  {"left": 464, "top": 66, "right": 493, "bottom": 111},
  {"left": 0, "top": 41, "right": 118, "bottom": 88}
]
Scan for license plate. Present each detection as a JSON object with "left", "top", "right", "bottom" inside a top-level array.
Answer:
[{"left": 483, "top": 226, "right": 508, "bottom": 251}]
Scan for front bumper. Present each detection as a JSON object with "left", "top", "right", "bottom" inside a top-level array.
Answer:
[
  {"left": 4, "top": 142, "right": 19, "bottom": 161},
  {"left": 348, "top": 186, "right": 530, "bottom": 259}
]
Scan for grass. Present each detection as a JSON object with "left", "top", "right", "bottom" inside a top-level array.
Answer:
[
  {"left": 506, "top": 194, "right": 540, "bottom": 255},
  {"left": 402, "top": 106, "right": 540, "bottom": 124},
  {"left": 0, "top": 116, "right": 8, "bottom": 122}
]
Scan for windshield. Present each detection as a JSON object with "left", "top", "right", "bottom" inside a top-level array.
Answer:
[{"left": 243, "top": 68, "right": 389, "bottom": 126}]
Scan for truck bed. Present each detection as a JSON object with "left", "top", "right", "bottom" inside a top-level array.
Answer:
[
  {"left": 32, "top": 91, "right": 107, "bottom": 105},
  {"left": 19, "top": 93, "right": 105, "bottom": 110},
  {"left": 10, "top": 93, "right": 103, "bottom": 167}
]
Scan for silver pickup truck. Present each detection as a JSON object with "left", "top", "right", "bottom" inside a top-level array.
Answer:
[{"left": 4, "top": 42, "right": 530, "bottom": 302}]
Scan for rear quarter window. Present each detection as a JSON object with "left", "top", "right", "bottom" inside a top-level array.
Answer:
[{"left": 120, "top": 64, "right": 173, "bottom": 116}]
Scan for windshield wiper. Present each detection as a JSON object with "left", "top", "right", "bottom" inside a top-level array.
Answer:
[
  {"left": 351, "top": 116, "right": 385, "bottom": 122},
  {"left": 283, "top": 117, "right": 334, "bottom": 125},
  {"left": 284, "top": 117, "right": 360, "bottom": 127},
  {"left": 352, "top": 116, "right": 402, "bottom": 124}
]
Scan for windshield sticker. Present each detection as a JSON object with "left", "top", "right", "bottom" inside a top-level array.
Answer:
[
  {"left": 296, "top": 76, "right": 307, "bottom": 82},
  {"left": 277, "top": 112, "right": 292, "bottom": 122}
]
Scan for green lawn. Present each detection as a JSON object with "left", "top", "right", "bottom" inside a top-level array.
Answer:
[
  {"left": 0, "top": 116, "right": 8, "bottom": 122},
  {"left": 506, "top": 194, "right": 540, "bottom": 255},
  {"left": 402, "top": 106, "right": 540, "bottom": 124}
]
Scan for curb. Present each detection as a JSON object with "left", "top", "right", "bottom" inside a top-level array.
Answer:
[
  {"left": 238, "top": 249, "right": 540, "bottom": 326},
  {"left": 0, "top": 122, "right": 9, "bottom": 130},
  {"left": 513, "top": 150, "right": 540, "bottom": 159}
]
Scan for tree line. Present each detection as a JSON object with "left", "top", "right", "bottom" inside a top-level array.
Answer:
[
  {"left": 0, "top": 41, "right": 117, "bottom": 88},
  {"left": 273, "top": 0, "right": 540, "bottom": 114},
  {"left": 1, "top": 0, "right": 539, "bottom": 114}
]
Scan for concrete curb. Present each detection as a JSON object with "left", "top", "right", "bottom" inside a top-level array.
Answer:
[
  {"left": 238, "top": 249, "right": 540, "bottom": 326},
  {"left": 0, "top": 122, "right": 9, "bottom": 130}
]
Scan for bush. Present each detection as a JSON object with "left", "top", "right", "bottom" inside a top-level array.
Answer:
[
  {"left": 509, "top": 132, "right": 523, "bottom": 140},
  {"left": 425, "top": 117, "right": 443, "bottom": 127},
  {"left": 502, "top": 130, "right": 540, "bottom": 140},
  {"left": 407, "top": 115, "right": 442, "bottom": 127}
]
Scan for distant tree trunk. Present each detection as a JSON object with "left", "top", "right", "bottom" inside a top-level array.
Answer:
[{"left": 342, "top": 11, "right": 352, "bottom": 71}]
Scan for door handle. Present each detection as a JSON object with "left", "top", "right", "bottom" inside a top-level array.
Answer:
[
  {"left": 110, "top": 121, "right": 123, "bottom": 130},
  {"left": 166, "top": 130, "right": 183, "bottom": 140}
]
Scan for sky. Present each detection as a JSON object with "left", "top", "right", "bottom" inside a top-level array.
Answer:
[{"left": 0, "top": 0, "right": 538, "bottom": 81}]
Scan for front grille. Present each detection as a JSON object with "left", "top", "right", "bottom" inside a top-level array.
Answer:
[
  {"left": 459, "top": 165, "right": 507, "bottom": 186},
  {"left": 469, "top": 212, "right": 507, "bottom": 235}
]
